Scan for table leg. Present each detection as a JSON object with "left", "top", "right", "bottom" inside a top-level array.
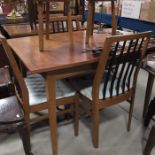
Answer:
[
  {"left": 86, "top": 0, "right": 95, "bottom": 43},
  {"left": 46, "top": 75, "right": 58, "bottom": 155},
  {"left": 37, "top": 1, "right": 44, "bottom": 51},
  {"left": 111, "top": 0, "right": 117, "bottom": 35},
  {"left": 67, "top": 0, "right": 73, "bottom": 44},
  {"left": 45, "top": 1, "right": 50, "bottom": 40},
  {"left": 143, "top": 73, "right": 155, "bottom": 118}
]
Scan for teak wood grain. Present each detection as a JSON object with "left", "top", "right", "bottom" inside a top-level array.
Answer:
[{"left": 7, "top": 31, "right": 108, "bottom": 74}]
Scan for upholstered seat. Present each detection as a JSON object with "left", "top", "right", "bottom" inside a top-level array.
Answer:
[
  {"left": 80, "top": 80, "right": 129, "bottom": 100},
  {"left": 25, "top": 74, "right": 75, "bottom": 106}
]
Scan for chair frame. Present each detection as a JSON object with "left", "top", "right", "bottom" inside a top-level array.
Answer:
[
  {"left": 78, "top": 32, "right": 151, "bottom": 148},
  {"left": 0, "top": 35, "right": 79, "bottom": 136},
  {"left": 144, "top": 125, "right": 155, "bottom": 155}
]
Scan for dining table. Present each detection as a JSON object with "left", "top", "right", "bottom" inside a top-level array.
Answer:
[
  {"left": 7, "top": 30, "right": 109, "bottom": 155},
  {"left": 1, "top": 23, "right": 37, "bottom": 38}
]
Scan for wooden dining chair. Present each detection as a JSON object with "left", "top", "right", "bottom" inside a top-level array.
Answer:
[
  {"left": 0, "top": 35, "right": 79, "bottom": 140},
  {"left": 75, "top": 32, "right": 151, "bottom": 148},
  {"left": 143, "top": 97, "right": 155, "bottom": 155}
]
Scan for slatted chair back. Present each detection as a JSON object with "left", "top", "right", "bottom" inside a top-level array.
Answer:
[
  {"left": 93, "top": 32, "right": 151, "bottom": 104},
  {"left": 51, "top": 15, "right": 82, "bottom": 32},
  {"left": 46, "top": 15, "right": 83, "bottom": 39}
]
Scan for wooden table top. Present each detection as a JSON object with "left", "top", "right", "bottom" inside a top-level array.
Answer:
[
  {"left": 7, "top": 31, "right": 109, "bottom": 74},
  {"left": 3, "top": 24, "right": 37, "bottom": 38}
]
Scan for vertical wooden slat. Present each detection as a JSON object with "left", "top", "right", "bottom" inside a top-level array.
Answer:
[
  {"left": 103, "top": 42, "right": 119, "bottom": 98},
  {"left": 52, "top": 22, "right": 54, "bottom": 33},
  {"left": 57, "top": 21, "right": 60, "bottom": 32},
  {"left": 66, "top": 20, "right": 68, "bottom": 32},
  {"left": 126, "top": 39, "right": 140, "bottom": 88},
  {"left": 122, "top": 40, "right": 133, "bottom": 93},
  {"left": 61, "top": 21, "right": 65, "bottom": 32},
  {"left": 109, "top": 42, "right": 120, "bottom": 97},
  {"left": 116, "top": 41, "right": 126, "bottom": 95}
]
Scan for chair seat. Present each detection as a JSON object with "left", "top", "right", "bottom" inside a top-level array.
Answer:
[
  {"left": 0, "top": 96, "right": 24, "bottom": 124},
  {"left": 80, "top": 82, "right": 129, "bottom": 100},
  {"left": 25, "top": 74, "right": 76, "bottom": 106}
]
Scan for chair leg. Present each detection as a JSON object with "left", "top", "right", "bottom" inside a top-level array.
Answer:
[
  {"left": 24, "top": 112, "right": 31, "bottom": 131},
  {"left": 143, "top": 74, "right": 154, "bottom": 118},
  {"left": 92, "top": 102, "right": 99, "bottom": 148},
  {"left": 74, "top": 94, "right": 79, "bottom": 136},
  {"left": 144, "top": 98, "right": 155, "bottom": 127},
  {"left": 144, "top": 126, "right": 155, "bottom": 155},
  {"left": 17, "top": 122, "right": 33, "bottom": 155},
  {"left": 127, "top": 96, "right": 135, "bottom": 131}
]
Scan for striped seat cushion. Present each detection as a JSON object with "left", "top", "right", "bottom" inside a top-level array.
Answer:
[
  {"left": 25, "top": 74, "right": 75, "bottom": 105},
  {"left": 80, "top": 81, "right": 129, "bottom": 100}
]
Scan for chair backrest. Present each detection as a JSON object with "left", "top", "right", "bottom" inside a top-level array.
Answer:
[
  {"left": 0, "top": 35, "right": 29, "bottom": 113},
  {"left": 48, "top": 15, "right": 82, "bottom": 33},
  {"left": 92, "top": 32, "right": 151, "bottom": 102},
  {"left": 29, "top": 0, "right": 83, "bottom": 30},
  {"left": 45, "top": 14, "right": 82, "bottom": 39}
]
